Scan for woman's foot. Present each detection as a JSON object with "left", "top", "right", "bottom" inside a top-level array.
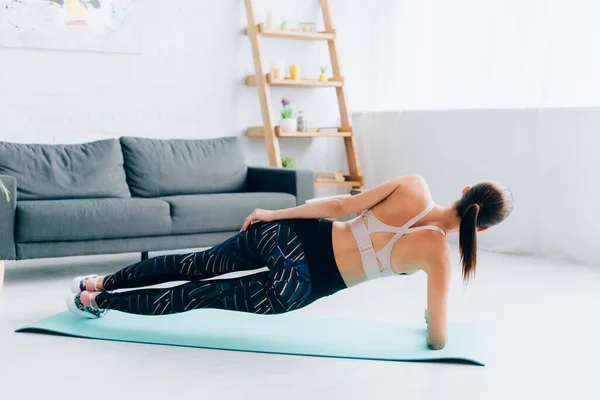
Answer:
[
  {"left": 66, "top": 291, "right": 108, "bottom": 319},
  {"left": 71, "top": 275, "right": 102, "bottom": 294}
]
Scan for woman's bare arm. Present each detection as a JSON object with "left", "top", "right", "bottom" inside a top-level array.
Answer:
[
  {"left": 275, "top": 174, "right": 428, "bottom": 220},
  {"left": 241, "top": 176, "right": 416, "bottom": 231},
  {"left": 277, "top": 177, "right": 404, "bottom": 220},
  {"left": 426, "top": 252, "right": 451, "bottom": 350}
]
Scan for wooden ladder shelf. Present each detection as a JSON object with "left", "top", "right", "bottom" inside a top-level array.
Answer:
[{"left": 243, "top": 0, "right": 363, "bottom": 189}]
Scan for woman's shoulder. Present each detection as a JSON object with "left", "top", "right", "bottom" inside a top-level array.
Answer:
[
  {"left": 388, "top": 174, "right": 433, "bottom": 205},
  {"left": 403, "top": 173, "right": 430, "bottom": 192},
  {"left": 395, "top": 173, "right": 426, "bottom": 185}
]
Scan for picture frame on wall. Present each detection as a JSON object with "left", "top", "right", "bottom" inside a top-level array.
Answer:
[
  {"left": 0, "top": 0, "right": 142, "bottom": 54},
  {"left": 299, "top": 23, "right": 316, "bottom": 33}
]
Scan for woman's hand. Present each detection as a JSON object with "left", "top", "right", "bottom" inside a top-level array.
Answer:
[{"left": 241, "top": 209, "right": 277, "bottom": 232}]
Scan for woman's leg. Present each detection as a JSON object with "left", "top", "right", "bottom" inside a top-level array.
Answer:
[
  {"left": 93, "top": 265, "right": 313, "bottom": 315},
  {"left": 100, "top": 224, "right": 270, "bottom": 291},
  {"left": 93, "top": 221, "right": 315, "bottom": 315}
]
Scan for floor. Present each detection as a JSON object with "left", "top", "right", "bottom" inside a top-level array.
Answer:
[{"left": 1, "top": 248, "right": 599, "bottom": 400}]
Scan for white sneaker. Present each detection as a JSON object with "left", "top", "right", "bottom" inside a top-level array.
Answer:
[
  {"left": 71, "top": 275, "right": 99, "bottom": 294},
  {"left": 66, "top": 292, "right": 108, "bottom": 319}
]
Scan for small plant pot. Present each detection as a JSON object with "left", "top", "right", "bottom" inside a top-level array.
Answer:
[
  {"left": 280, "top": 118, "right": 297, "bottom": 133},
  {"left": 319, "top": 74, "right": 329, "bottom": 82}
]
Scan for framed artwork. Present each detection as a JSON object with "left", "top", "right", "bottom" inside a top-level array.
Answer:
[{"left": 0, "top": 0, "right": 142, "bottom": 54}]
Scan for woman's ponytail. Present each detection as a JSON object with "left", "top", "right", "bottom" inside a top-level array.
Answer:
[{"left": 459, "top": 203, "right": 480, "bottom": 282}]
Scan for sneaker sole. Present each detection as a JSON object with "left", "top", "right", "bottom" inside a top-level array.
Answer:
[{"left": 71, "top": 276, "right": 85, "bottom": 294}]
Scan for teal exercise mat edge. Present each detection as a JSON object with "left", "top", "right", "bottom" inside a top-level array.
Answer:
[{"left": 16, "top": 310, "right": 488, "bottom": 366}]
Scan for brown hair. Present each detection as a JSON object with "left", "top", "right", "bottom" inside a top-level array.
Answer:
[{"left": 454, "top": 182, "right": 514, "bottom": 282}]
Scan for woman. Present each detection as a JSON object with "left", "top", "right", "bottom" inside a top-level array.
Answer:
[{"left": 67, "top": 175, "right": 513, "bottom": 350}]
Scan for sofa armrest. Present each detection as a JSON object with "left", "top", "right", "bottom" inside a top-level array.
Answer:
[
  {"left": 0, "top": 175, "right": 16, "bottom": 260},
  {"left": 245, "top": 167, "right": 314, "bottom": 206}
]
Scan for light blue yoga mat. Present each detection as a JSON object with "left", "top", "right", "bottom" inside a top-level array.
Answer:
[{"left": 16, "top": 310, "right": 488, "bottom": 366}]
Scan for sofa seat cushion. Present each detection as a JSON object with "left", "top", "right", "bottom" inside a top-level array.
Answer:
[
  {"left": 159, "top": 193, "right": 296, "bottom": 235},
  {"left": 120, "top": 136, "right": 248, "bottom": 197},
  {"left": 16, "top": 198, "right": 171, "bottom": 243}
]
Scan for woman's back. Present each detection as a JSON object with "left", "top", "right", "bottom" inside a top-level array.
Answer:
[{"left": 332, "top": 175, "right": 450, "bottom": 287}]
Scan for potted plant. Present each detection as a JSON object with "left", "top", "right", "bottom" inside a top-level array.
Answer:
[
  {"left": 319, "top": 66, "right": 329, "bottom": 82},
  {"left": 280, "top": 98, "right": 297, "bottom": 133},
  {"left": 282, "top": 157, "right": 296, "bottom": 168}
]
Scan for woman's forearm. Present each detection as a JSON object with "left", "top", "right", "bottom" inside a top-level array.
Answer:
[{"left": 273, "top": 198, "right": 344, "bottom": 220}]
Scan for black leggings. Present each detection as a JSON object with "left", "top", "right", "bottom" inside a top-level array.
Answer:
[{"left": 94, "top": 222, "right": 316, "bottom": 315}]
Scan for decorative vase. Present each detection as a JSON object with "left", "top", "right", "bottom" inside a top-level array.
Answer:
[
  {"left": 319, "top": 73, "right": 328, "bottom": 82},
  {"left": 280, "top": 117, "right": 297, "bottom": 133},
  {"left": 297, "top": 111, "right": 307, "bottom": 132},
  {"left": 272, "top": 61, "right": 285, "bottom": 80},
  {"left": 266, "top": 12, "right": 272, "bottom": 29},
  {"left": 289, "top": 64, "right": 300, "bottom": 80},
  {"left": 271, "top": 63, "right": 280, "bottom": 80}
]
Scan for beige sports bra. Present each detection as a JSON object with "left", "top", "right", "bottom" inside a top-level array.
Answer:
[{"left": 349, "top": 201, "right": 446, "bottom": 280}]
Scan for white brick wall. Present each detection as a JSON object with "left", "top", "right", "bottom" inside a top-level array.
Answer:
[{"left": 0, "top": 0, "right": 352, "bottom": 179}]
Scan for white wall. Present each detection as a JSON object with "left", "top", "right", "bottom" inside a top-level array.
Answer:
[
  {"left": 4, "top": 1, "right": 598, "bottom": 158},
  {"left": 341, "top": 0, "right": 600, "bottom": 263},
  {"left": 341, "top": 0, "right": 600, "bottom": 112},
  {"left": 355, "top": 108, "right": 600, "bottom": 265},
  {"left": 0, "top": 0, "right": 362, "bottom": 176},
  {"left": 3, "top": 0, "right": 600, "bottom": 143}
]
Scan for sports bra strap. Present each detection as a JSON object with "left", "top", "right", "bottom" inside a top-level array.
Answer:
[
  {"left": 405, "top": 225, "right": 447, "bottom": 235},
  {"left": 349, "top": 201, "right": 446, "bottom": 280},
  {"left": 400, "top": 201, "right": 436, "bottom": 230}
]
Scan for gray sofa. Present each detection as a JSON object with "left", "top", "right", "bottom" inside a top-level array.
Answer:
[{"left": 0, "top": 136, "right": 314, "bottom": 287}]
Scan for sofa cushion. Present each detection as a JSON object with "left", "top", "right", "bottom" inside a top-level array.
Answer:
[
  {"left": 158, "top": 193, "right": 296, "bottom": 235},
  {"left": 0, "top": 139, "right": 130, "bottom": 201},
  {"left": 16, "top": 198, "right": 171, "bottom": 243},
  {"left": 120, "top": 136, "right": 248, "bottom": 197}
]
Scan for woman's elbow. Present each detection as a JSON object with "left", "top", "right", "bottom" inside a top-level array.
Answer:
[{"left": 329, "top": 198, "right": 347, "bottom": 218}]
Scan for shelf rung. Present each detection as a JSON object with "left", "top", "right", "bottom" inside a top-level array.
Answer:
[
  {"left": 314, "top": 177, "right": 362, "bottom": 188},
  {"left": 246, "top": 74, "right": 343, "bottom": 88},
  {"left": 247, "top": 126, "right": 351, "bottom": 138},
  {"left": 246, "top": 23, "right": 336, "bottom": 41},
  {"left": 315, "top": 175, "right": 362, "bottom": 188}
]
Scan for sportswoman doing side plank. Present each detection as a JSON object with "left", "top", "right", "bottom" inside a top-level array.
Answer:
[{"left": 67, "top": 175, "right": 513, "bottom": 349}]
